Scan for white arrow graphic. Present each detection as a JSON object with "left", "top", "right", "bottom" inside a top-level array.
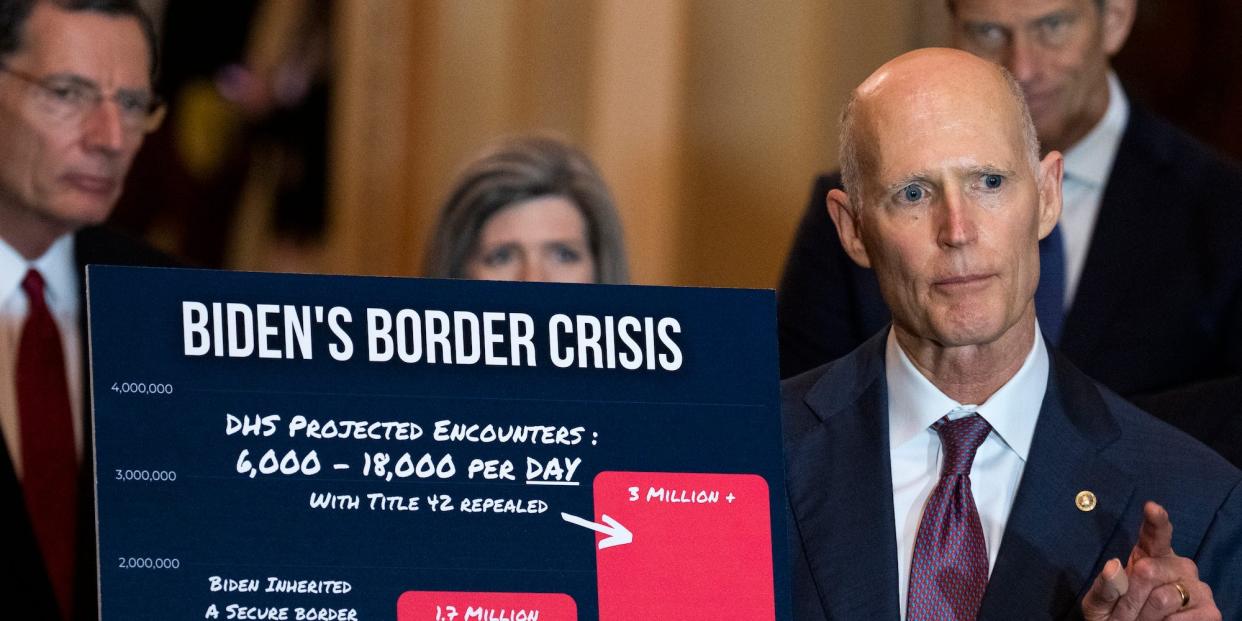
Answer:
[{"left": 560, "top": 512, "right": 633, "bottom": 550}]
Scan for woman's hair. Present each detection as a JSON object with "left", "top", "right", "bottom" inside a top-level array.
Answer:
[{"left": 424, "top": 133, "right": 629, "bottom": 284}]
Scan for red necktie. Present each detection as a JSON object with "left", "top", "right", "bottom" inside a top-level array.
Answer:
[
  {"left": 907, "top": 413, "right": 992, "bottom": 621},
  {"left": 16, "top": 269, "right": 77, "bottom": 620}
]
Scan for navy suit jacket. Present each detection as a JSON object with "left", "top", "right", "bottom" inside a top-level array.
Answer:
[
  {"left": 783, "top": 330, "right": 1242, "bottom": 620},
  {"left": 1, "top": 226, "right": 175, "bottom": 620},
  {"left": 776, "top": 104, "right": 1242, "bottom": 467}
]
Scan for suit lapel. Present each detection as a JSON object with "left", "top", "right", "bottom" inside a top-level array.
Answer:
[
  {"left": 787, "top": 332, "right": 900, "bottom": 619},
  {"left": 981, "top": 352, "right": 1132, "bottom": 619},
  {"left": 1060, "top": 108, "right": 1168, "bottom": 365}
]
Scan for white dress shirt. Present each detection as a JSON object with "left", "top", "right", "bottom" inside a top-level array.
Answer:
[
  {"left": 887, "top": 327, "right": 1048, "bottom": 619},
  {"left": 0, "top": 234, "right": 84, "bottom": 477},
  {"left": 1059, "top": 72, "right": 1129, "bottom": 309}
]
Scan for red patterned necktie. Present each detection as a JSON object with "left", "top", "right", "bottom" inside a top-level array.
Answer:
[
  {"left": 907, "top": 413, "right": 992, "bottom": 621},
  {"left": 17, "top": 269, "right": 77, "bottom": 620}
]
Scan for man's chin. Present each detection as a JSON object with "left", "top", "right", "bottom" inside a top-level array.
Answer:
[
  {"left": 35, "top": 208, "right": 114, "bottom": 241},
  {"left": 928, "top": 317, "right": 1009, "bottom": 349},
  {"left": 52, "top": 193, "right": 119, "bottom": 226}
]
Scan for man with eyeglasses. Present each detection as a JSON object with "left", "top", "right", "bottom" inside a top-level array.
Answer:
[
  {"left": 0, "top": 1, "right": 174, "bottom": 619},
  {"left": 777, "top": 0, "right": 1242, "bottom": 467}
]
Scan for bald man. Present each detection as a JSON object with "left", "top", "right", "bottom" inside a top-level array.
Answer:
[
  {"left": 775, "top": 0, "right": 1242, "bottom": 470},
  {"left": 782, "top": 48, "right": 1240, "bottom": 620}
]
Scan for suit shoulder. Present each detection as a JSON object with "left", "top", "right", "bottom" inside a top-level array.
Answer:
[
  {"left": 1129, "top": 107, "right": 1242, "bottom": 187},
  {"left": 781, "top": 362, "right": 828, "bottom": 402},
  {"left": 781, "top": 332, "right": 881, "bottom": 407},
  {"left": 1098, "top": 380, "right": 1241, "bottom": 482},
  {"left": 781, "top": 331, "right": 888, "bottom": 432},
  {"left": 780, "top": 363, "right": 831, "bottom": 434},
  {"left": 74, "top": 226, "right": 181, "bottom": 269}
]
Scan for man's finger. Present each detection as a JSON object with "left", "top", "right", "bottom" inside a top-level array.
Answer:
[
  {"left": 1166, "top": 581, "right": 1221, "bottom": 621},
  {"left": 1114, "top": 555, "right": 1198, "bottom": 621},
  {"left": 1134, "top": 582, "right": 1188, "bottom": 621},
  {"left": 1082, "top": 558, "right": 1129, "bottom": 620},
  {"left": 1134, "top": 501, "right": 1175, "bottom": 560}
]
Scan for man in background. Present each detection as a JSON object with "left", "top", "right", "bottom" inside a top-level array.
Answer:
[
  {"left": 0, "top": 0, "right": 173, "bottom": 618},
  {"left": 777, "top": 0, "right": 1242, "bottom": 465}
]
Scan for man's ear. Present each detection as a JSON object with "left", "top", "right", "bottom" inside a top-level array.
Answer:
[
  {"left": 1036, "top": 151, "right": 1064, "bottom": 239},
  {"left": 1101, "top": 0, "right": 1137, "bottom": 56},
  {"left": 826, "top": 188, "right": 871, "bottom": 269}
]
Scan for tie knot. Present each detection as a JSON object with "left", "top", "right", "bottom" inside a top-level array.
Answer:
[
  {"left": 932, "top": 413, "right": 992, "bottom": 476},
  {"left": 22, "top": 269, "right": 46, "bottom": 301}
]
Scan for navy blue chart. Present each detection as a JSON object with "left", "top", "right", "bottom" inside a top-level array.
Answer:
[{"left": 87, "top": 266, "right": 788, "bottom": 620}]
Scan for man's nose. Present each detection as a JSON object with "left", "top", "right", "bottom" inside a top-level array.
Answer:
[
  {"left": 937, "top": 188, "right": 978, "bottom": 248},
  {"left": 517, "top": 258, "right": 545, "bottom": 283},
  {"left": 1003, "top": 33, "right": 1040, "bottom": 86},
  {"left": 80, "top": 99, "right": 127, "bottom": 153}
]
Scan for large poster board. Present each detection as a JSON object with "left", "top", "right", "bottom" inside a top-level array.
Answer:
[{"left": 88, "top": 266, "right": 788, "bottom": 620}]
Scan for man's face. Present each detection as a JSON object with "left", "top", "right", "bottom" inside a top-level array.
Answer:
[
  {"left": 951, "top": 0, "right": 1126, "bottom": 153},
  {"left": 840, "top": 61, "right": 1060, "bottom": 349},
  {"left": 0, "top": 3, "right": 151, "bottom": 247}
]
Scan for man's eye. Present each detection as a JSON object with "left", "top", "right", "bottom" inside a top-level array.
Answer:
[
  {"left": 1041, "top": 17, "right": 1066, "bottom": 32},
  {"left": 551, "top": 245, "right": 583, "bottom": 264},
  {"left": 983, "top": 174, "right": 1004, "bottom": 189},
  {"left": 968, "top": 24, "right": 1008, "bottom": 48},
  {"left": 978, "top": 25, "right": 1004, "bottom": 41},
  {"left": 482, "top": 247, "right": 514, "bottom": 267},
  {"left": 47, "top": 84, "right": 88, "bottom": 104},
  {"left": 1037, "top": 15, "right": 1071, "bottom": 41},
  {"left": 116, "top": 93, "right": 150, "bottom": 114},
  {"left": 900, "top": 185, "right": 926, "bottom": 203}
]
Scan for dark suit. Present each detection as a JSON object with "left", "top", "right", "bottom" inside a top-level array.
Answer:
[
  {"left": 776, "top": 104, "right": 1242, "bottom": 465},
  {"left": 2, "top": 226, "right": 175, "bottom": 620},
  {"left": 783, "top": 330, "right": 1242, "bottom": 620}
]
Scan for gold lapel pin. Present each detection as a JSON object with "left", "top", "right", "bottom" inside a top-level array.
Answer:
[{"left": 1076, "top": 490, "right": 1097, "bottom": 512}]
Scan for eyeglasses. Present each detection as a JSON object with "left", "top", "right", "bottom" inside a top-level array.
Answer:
[{"left": 0, "top": 63, "right": 165, "bottom": 134}]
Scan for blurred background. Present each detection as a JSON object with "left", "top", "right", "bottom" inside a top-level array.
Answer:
[{"left": 111, "top": 0, "right": 1242, "bottom": 287}]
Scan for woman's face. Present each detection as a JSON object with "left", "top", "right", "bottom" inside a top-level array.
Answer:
[{"left": 465, "top": 195, "right": 596, "bottom": 283}]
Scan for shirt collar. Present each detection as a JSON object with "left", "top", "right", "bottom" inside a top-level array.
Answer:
[
  {"left": 0, "top": 236, "right": 26, "bottom": 304},
  {"left": 1062, "top": 71, "right": 1129, "bottom": 189},
  {"left": 0, "top": 233, "right": 78, "bottom": 309},
  {"left": 887, "top": 325, "right": 1049, "bottom": 462}
]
